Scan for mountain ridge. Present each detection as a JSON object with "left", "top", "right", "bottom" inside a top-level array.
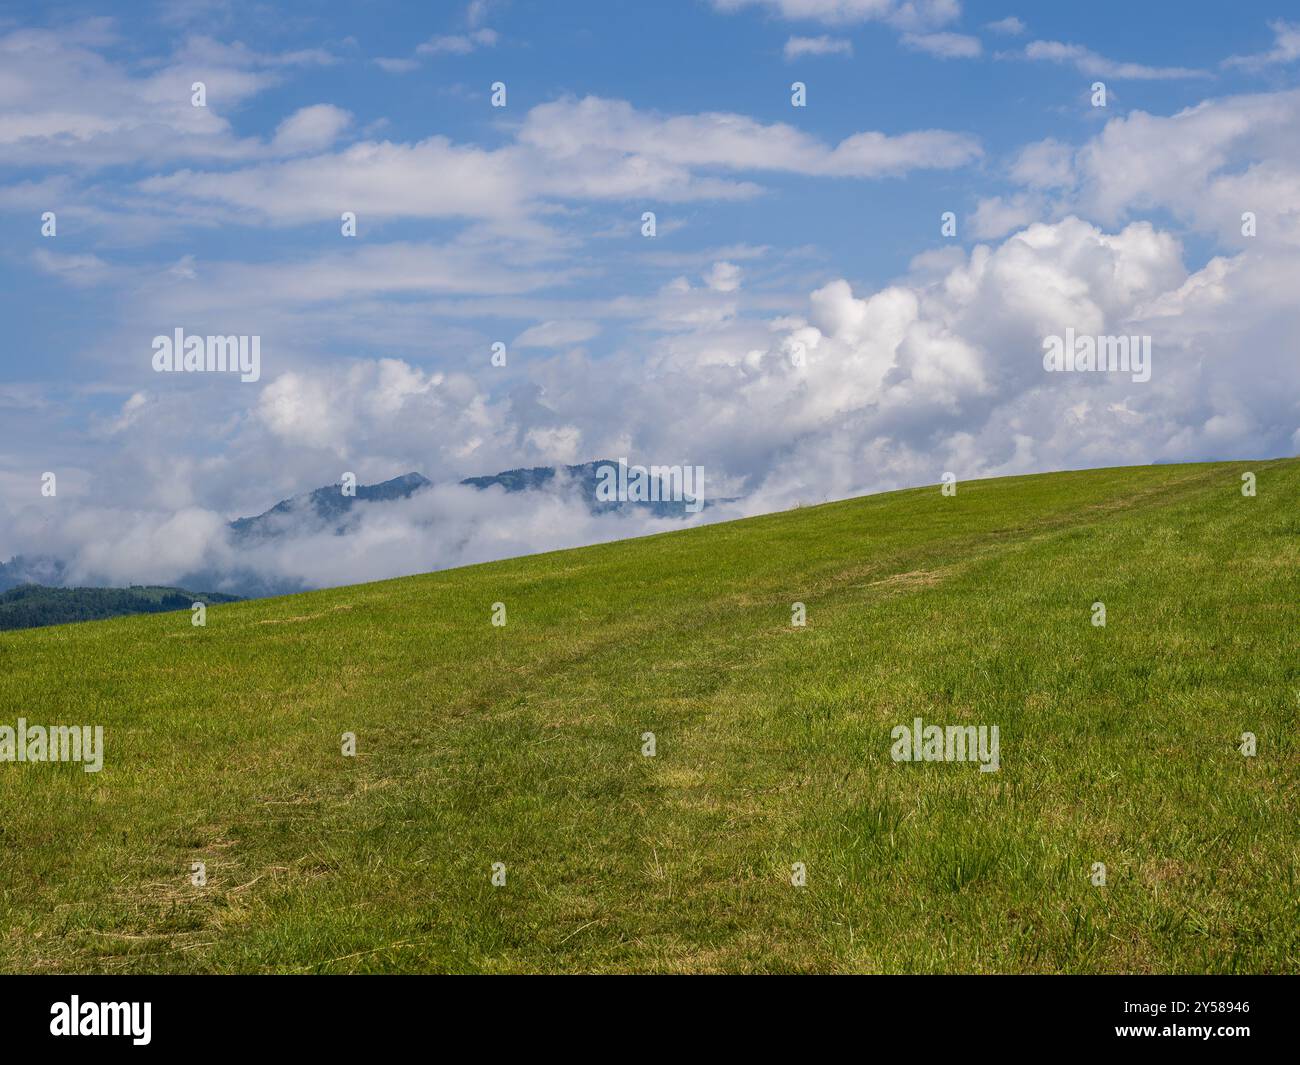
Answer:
[
  {"left": 229, "top": 460, "right": 703, "bottom": 541},
  {"left": 0, "top": 460, "right": 710, "bottom": 616}
]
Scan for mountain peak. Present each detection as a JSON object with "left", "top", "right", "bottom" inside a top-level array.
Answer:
[{"left": 230, "top": 470, "right": 433, "bottom": 541}]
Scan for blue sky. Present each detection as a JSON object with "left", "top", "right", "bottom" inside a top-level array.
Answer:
[{"left": 1, "top": 0, "right": 1297, "bottom": 590}]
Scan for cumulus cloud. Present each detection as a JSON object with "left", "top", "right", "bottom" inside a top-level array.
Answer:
[
  {"left": 253, "top": 359, "right": 507, "bottom": 464},
  {"left": 956, "top": 89, "right": 1300, "bottom": 254},
  {"left": 1028, "top": 90, "right": 1300, "bottom": 249},
  {"left": 722, "top": 218, "right": 1296, "bottom": 510}
]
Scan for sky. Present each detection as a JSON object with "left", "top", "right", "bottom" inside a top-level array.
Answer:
[{"left": 1, "top": 0, "right": 1298, "bottom": 592}]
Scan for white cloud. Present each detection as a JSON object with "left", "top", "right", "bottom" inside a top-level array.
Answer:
[
  {"left": 140, "top": 138, "right": 533, "bottom": 224},
  {"left": 513, "top": 321, "right": 601, "bottom": 348},
  {"left": 969, "top": 194, "right": 1041, "bottom": 239},
  {"left": 0, "top": 26, "right": 336, "bottom": 168},
  {"left": 91, "top": 392, "right": 152, "bottom": 437},
  {"left": 374, "top": 57, "right": 420, "bottom": 74},
  {"left": 979, "top": 89, "right": 1300, "bottom": 255},
  {"left": 270, "top": 104, "right": 352, "bottom": 153},
  {"left": 902, "top": 31, "right": 982, "bottom": 59},
  {"left": 140, "top": 95, "right": 981, "bottom": 227},
  {"left": 516, "top": 95, "right": 982, "bottom": 181},
  {"left": 524, "top": 425, "right": 583, "bottom": 462},
  {"left": 254, "top": 359, "right": 505, "bottom": 463},
  {"left": 728, "top": 219, "right": 1294, "bottom": 510},
  {"left": 1224, "top": 20, "right": 1300, "bottom": 70},
  {"left": 783, "top": 35, "right": 853, "bottom": 60},
  {"left": 705, "top": 261, "right": 744, "bottom": 291},
  {"left": 1023, "top": 40, "right": 1209, "bottom": 80},
  {"left": 1059, "top": 90, "right": 1300, "bottom": 249},
  {"left": 985, "top": 16, "right": 1025, "bottom": 36},
  {"left": 135, "top": 242, "right": 571, "bottom": 323},
  {"left": 31, "top": 249, "right": 113, "bottom": 286},
  {"left": 711, "top": 0, "right": 960, "bottom": 30},
  {"left": 1009, "top": 138, "right": 1075, "bottom": 189},
  {"left": 416, "top": 28, "right": 499, "bottom": 55}
]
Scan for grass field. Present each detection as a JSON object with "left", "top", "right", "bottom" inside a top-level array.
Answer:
[{"left": 1, "top": 460, "right": 1296, "bottom": 973}]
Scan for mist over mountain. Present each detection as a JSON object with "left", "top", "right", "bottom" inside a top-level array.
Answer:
[
  {"left": 0, "top": 555, "right": 67, "bottom": 593},
  {"left": 230, "top": 471, "right": 435, "bottom": 542},
  {"left": 229, "top": 460, "right": 704, "bottom": 541},
  {"left": 0, "top": 460, "right": 714, "bottom": 604}
]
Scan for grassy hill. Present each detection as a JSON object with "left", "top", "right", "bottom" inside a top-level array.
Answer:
[{"left": 1, "top": 460, "right": 1296, "bottom": 974}]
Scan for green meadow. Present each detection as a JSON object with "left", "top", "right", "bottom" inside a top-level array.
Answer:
[{"left": 1, "top": 459, "right": 1296, "bottom": 973}]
